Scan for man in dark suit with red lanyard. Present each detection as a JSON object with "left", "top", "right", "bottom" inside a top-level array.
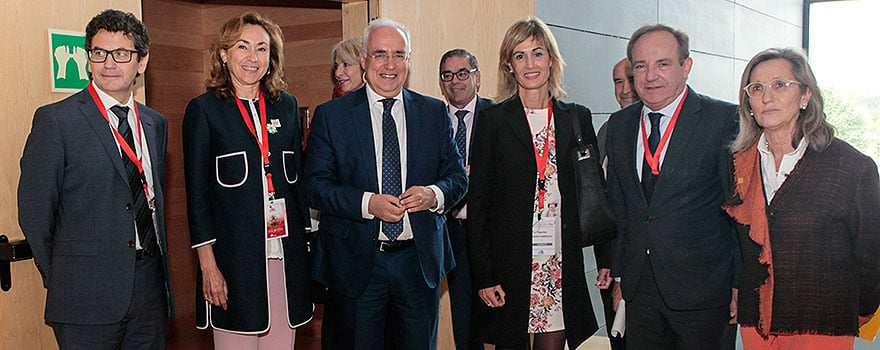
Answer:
[
  {"left": 303, "top": 18, "right": 467, "bottom": 350},
  {"left": 438, "top": 48, "right": 493, "bottom": 350},
  {"left": 604, "top": 24, "right": 738, "bottom": 349},
  {"left": 18, "top": 9, "right": 173, "bottom": 348}
]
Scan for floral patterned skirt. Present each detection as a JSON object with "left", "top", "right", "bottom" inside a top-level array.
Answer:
[{"left": 528, "top": 252, "right": 564, "bottom": 333}]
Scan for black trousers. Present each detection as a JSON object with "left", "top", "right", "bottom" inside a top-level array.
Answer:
[
  {"left": 446, "top": 218, "right": 484, "bottom": 350},
  {"left": 52, "top": 252, "right": 168, "bottom": 350},
  {"left": 625, "top": 256, "right": 729, "bottom": 350}
]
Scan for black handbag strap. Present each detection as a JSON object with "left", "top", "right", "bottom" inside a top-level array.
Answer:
[{"left": 570, "top": 109, "right": 592, "bottom": 161}]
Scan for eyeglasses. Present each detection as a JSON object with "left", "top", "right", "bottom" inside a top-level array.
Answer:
[
  {"left": 88, "top": 48, "right": 139, "bottom": 63},
  {"left": 743, "top": 78, "right": 802, "bottom": 98},
  {"left": 368, "top": 51, "right": 408, "bottom": 62},
  {"left": 440, "top": 68, "right": 478, "bottom": 82}
]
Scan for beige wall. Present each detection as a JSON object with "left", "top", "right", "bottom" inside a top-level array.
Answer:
[
  {"left": 0, "top": 2, "right": 143, "bottom": 349},
  {"left": 376, "top": 0, "right": 534, "bottom": 101}
]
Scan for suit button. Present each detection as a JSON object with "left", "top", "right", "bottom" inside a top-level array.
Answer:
[
  {"left": 126, "top": 203, "right": 133, "bottom": 210},
  {"left": 127, "top": 240, "right": 135, "bottom": 247},
  {"left": 646, "top": 216, "right": 655, "bottom": 223}
]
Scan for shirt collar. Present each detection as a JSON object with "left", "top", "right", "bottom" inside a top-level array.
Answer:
[
  {"left": 757, "top": 133, "right": 809, "bottom": 158},
  {"left": 447, "top": 95, "right": 478, "bottom": 117},
  {"left": 365, "top": 83, "right": 404, "bottom": 106},
  {"left": 642, "top": 85, "right": 688, "bottom": 117},
  {"left": 92, "top": 84, "right": 134, "bottom": 111}
]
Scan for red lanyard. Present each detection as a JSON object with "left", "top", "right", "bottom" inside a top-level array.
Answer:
[
  {"left": 640, "top": 87, "right": 688, "bottom": 176},
  {"left": 233, "top": 89, "right": 275, "bottom": 195},
  {"left": 532, "top": 100, "right": 553, "bottom": 209},
  {"left": 87, "top": 83, "right": 151, "bottom": 201}
]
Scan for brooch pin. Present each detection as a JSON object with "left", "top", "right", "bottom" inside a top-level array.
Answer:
[{"left": 267, "top": 118, "right": 281, "bottom": 134}]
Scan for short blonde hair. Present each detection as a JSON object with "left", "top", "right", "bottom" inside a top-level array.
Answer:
[
  {"left": 332, "top": 37, "right": 362, "bottom": 66},
  {"left": 497, "top": 17, "right": 566, "bottom": 102}
]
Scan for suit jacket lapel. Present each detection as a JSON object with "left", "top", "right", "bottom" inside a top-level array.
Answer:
[
  {"left": 78, "top": 90, "right": 128, "bottom": 182},
  {"left": 403, "top": 89, "right": 421, "bottom": 187},
  {"left": 552, "top": 99, "right": 572, "bottom": 165},
  {"left": 351, "top": 89, "right": 379, "bottom": 192},
  {"left": 139, "top": 104, "right": 162, "bottom": 186},
  {"left": 467, "top": 96, "right": 492, "bottom": 164},
  {"left": 652, "top": 88, "right": 701, "bottom": 202},
  {"left": 502, "top": 96, "right": 534, "bottom": 153}
]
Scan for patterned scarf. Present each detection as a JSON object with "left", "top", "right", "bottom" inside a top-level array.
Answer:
[{"left": 724, "top": 140, "right": 774, "bottom": 336}]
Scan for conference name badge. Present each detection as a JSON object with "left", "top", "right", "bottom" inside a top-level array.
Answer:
[{"left": 266, "top": 198, "right": 289, "bottom": 239}]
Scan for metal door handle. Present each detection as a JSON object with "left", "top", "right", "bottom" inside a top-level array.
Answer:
[{"left": 0, "top": 235, "right": 33, "bottom": 291}]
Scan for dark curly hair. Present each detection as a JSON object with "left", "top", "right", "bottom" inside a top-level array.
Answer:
[{"left": 85, "top": 9, "right": 150, "bottom": 59}]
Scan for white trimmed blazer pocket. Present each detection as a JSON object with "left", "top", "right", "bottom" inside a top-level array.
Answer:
[
  {"left": 282, "top": 150, "right": 298, "bottom": 184},
  {"left": 215, "top": 151, "right": 248, "bottom": 188}
]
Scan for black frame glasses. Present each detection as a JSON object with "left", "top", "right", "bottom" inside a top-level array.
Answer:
[
  {"left": 88, "top": 48, "right": 139, "bottom": 63},
  {"left": 440, "top": 68, "right": 478, "bottom": 82}
]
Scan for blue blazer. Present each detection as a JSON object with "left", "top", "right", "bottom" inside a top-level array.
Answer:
[
  {"left": 18, "top": 89, "right": 174, "bottom": 324},
  {"left": 303, "top": 87, "right": 467, "bottom": 298}
]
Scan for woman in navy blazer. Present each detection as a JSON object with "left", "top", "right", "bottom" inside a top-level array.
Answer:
[{"left": 182, "top": 12, "right": 312, "bottom": 348}]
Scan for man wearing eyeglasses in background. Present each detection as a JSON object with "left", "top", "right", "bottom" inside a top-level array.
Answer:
[
  {"left": 303, "top": 18, "right": 467, "bottom": 349},
  {"left": 18, "top": 9, "right": 174, "bottom": 348},
  {"left": 438, "top": 48, "right": 494, "bottom": 350}
]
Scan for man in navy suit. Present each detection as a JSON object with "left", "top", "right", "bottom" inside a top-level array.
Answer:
[
  {"left": 438, "top": 48, "right": 493, "bottom": 350},
  {"left": 604, "top": 24, "right": 738, "bottom": 349},
  {"left": 303, "top": 18, "right": 467, "bottom": 350},
  {"left": 18, "top": 9, "right": 173, "bottom": 348}
]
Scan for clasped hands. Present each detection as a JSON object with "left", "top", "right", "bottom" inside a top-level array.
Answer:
[{"left": 369, "top": 186, "right": 436, "bottom": 222}]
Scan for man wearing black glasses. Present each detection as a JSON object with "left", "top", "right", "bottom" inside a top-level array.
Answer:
[
  {"left": 438, "top": 48, "right": 494, "bottom": 350},
  {"left": 19, "top": 9, "right": 174, "bottom": 349}
]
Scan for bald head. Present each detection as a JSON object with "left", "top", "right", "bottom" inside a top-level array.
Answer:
[{"left": 612, "top": 58, "right": 638, "bottom": 108}]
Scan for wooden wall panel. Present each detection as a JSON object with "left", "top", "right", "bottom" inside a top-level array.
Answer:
[
  {"left": 141, "top": 1, "right": 211, "bottom": 349},
  {"left": 379, "top": 0, "right": 534, "bottom": 101},
  {"left": 0, "top": 1, "right": 144, "bottom": 349}
]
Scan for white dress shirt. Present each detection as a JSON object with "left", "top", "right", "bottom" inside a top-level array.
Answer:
[
  {"left": 635, "top": 87, "right": 688, "bottom": 178},
  {"left": 758, "top": 134, "right": 808, "bottom": 204},
  {"left": 93, "top": 85, "right": 156, "bottom": 250},
  {"left": 360, "top": 84, "right": 445, "bottom": 240},
  {"left": 447, "top": 95, "right": 477, "bottom": 220}
]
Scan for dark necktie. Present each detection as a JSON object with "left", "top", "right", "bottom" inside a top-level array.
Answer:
[
  {"left": 641, "top": 112, "right": 663, "bottom": 203},
  {"left": 112, "top": 105, "right": 156, "bottom": 255},
  {"left": 380, "top": 98, "right": 403, "bottom": 240},
  {"left": 454, "top": 110, "right": 468, "bottom": 161}
]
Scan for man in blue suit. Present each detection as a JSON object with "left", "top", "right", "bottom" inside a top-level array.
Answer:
[
  {"left": 303, "top": 18, "right": 467, "bottom": 350},
  {"left": 18, "top": 9, "right": 173, "bottom": 348},
  {"left": 438, "top": 48, "right": 493, "bottom": 350}
]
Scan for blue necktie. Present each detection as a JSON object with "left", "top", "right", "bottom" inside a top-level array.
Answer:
[
  {"left": 380, "top": 98, "right": 404, "bottom": 240},
  {"left": 112, "top": 105, "right": 156, "bottom": 254},
  {"left": 454, "top": 110, "right": 468, "bottom": 161},
  {"left": 642, "top": 112, "right": 663, "bottom": 203}
]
